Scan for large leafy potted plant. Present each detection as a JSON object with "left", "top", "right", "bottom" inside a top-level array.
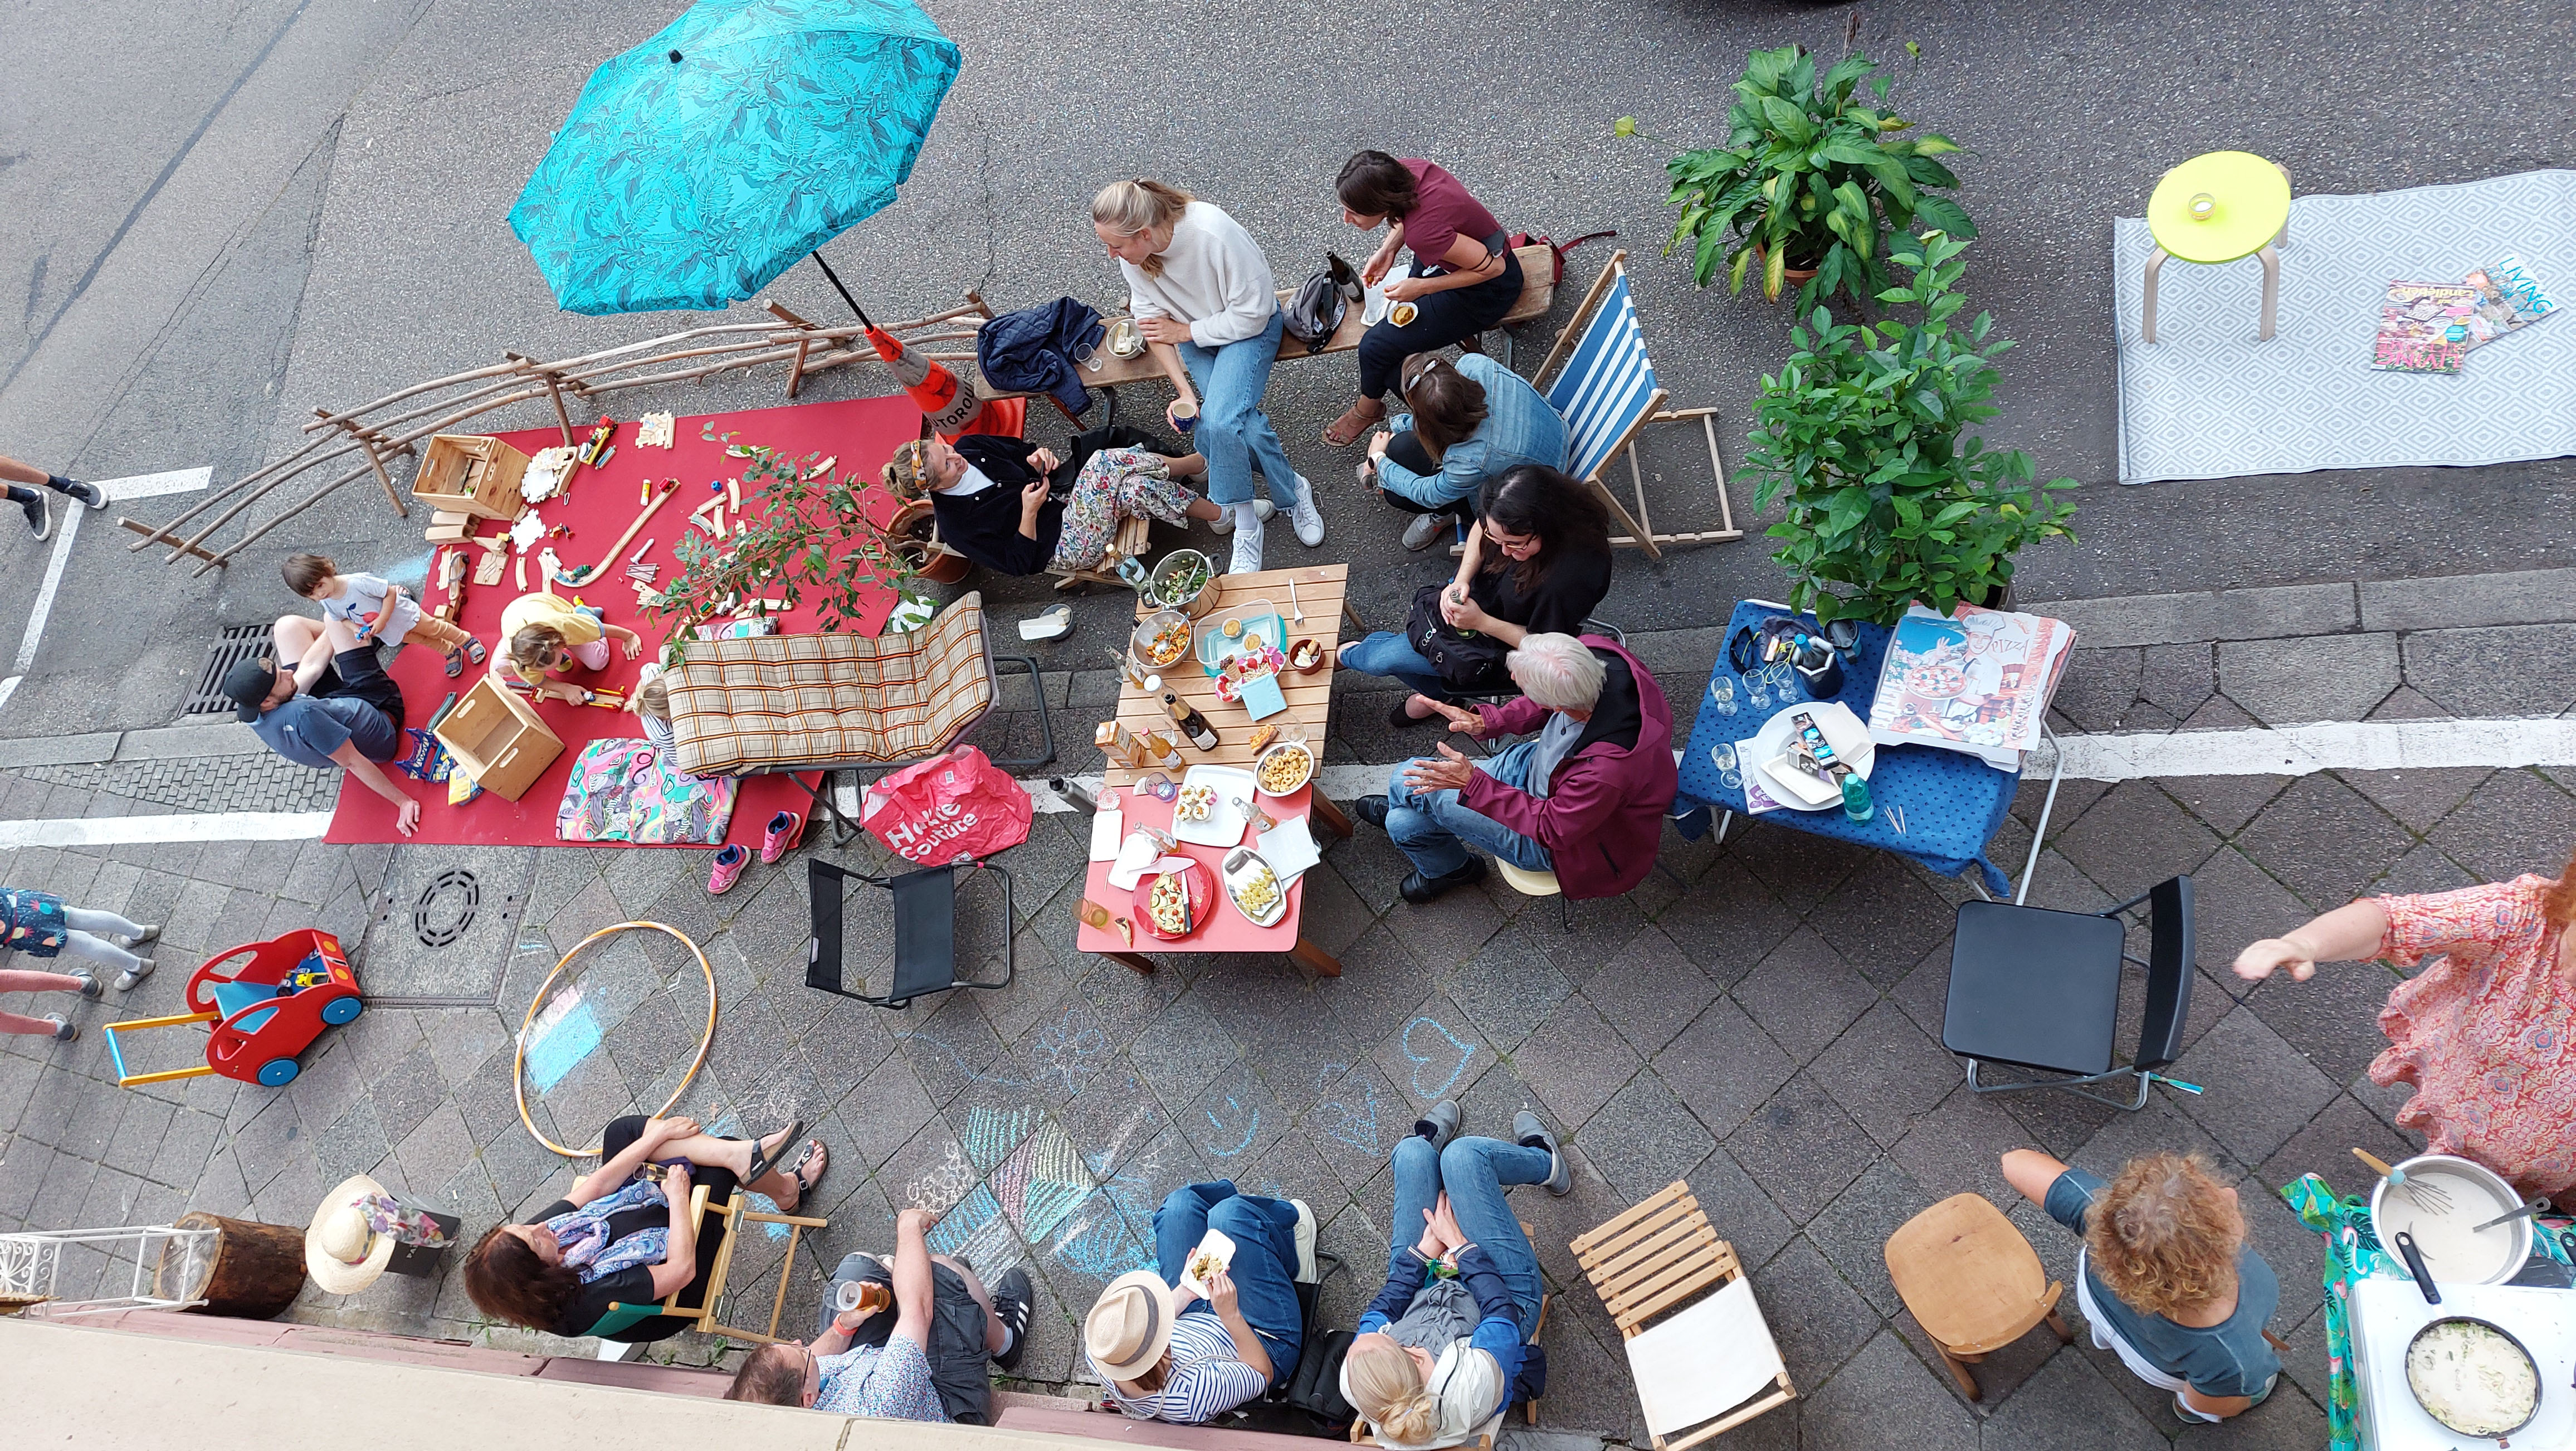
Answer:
[
  {"left": 1666, "top": 45, "right": 1970, "bottom": 308},
  {"left": 1746, "top": 232, "right": 2077, "bottom": 626},
  {"left": 642, "top": 428, "right": 936, "bottom": 665}
]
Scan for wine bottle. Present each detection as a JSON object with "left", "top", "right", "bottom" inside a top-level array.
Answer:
[{"left": 1164, "top": 692, "right": 1219, "bottom": 751}]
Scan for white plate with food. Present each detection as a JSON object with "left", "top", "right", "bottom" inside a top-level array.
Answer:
[
  {"left": 1177, "top": 1228, "right": 1236, "bottom": 1301},
  {"left": 1748, "top": 702, "right": 1875, "bottom": 810},
  {"left": 1253, "top": 739, "right": 1315, "bottom": 798},
  {"left": 1172, "top": 764, "right": 1256, "bottom": 847},
  {"left": 1222, "top": 845, "right": 1290, "bottom": 927}
]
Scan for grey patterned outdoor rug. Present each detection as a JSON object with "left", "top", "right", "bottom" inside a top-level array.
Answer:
[{"left": 2112, "top": 168, "right": 2575, "bottom": 484}]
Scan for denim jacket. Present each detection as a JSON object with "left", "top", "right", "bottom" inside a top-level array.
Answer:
[{"left": 1377, "top": 352, "right": 1570, "bottom": 510}]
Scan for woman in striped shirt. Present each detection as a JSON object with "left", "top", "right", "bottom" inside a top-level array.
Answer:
[{"left": 1084, "top": 1180, "right": 1314, "bottom": 1423}]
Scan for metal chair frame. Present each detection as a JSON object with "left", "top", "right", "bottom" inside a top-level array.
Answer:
[
  {"left": 805, "top": 858, "right": 1016, "bottom": 1011},
  {"left": 1955, "top": 876, "right": 2196, "bottom": 1111}
]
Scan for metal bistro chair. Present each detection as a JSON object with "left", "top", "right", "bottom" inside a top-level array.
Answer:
[
  {"left": 805, "top": 858, "right": 1014, "bottom": 1011},
  {"left": 1940, "top": 874, "right": 2196, "bottom": 1110}
]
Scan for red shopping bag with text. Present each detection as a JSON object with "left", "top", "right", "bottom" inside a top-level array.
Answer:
[{"left": 860, "top": 746, "right": 1033, "bottom": 865}]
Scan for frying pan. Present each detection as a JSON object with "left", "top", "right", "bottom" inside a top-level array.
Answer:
[{"left": 2403, "top": 1313, "right": 2543, "bottom": 1439}]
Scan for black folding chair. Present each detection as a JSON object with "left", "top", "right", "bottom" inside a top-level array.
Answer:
[
  {"left": 1940, "top": 874, "right": 2195, "bottom": 1111},
  {"left": 804, "top": 858, "right": 1014, "bottom": 1011}
]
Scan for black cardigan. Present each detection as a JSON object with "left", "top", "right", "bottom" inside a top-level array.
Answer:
[{"left": 929, "top": 435, "right": 1062, "bottom": 577}]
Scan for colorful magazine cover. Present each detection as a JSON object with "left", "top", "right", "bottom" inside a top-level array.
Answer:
[
  {"left": 1866, "top": 604, "right": 2074, "bottom": 768},
  {"left": 2462, "top": 254, "right": 2557, "bottom": 348},
  {"left": 2370, "top": 280, "right": 2476, "bottom": 373}
]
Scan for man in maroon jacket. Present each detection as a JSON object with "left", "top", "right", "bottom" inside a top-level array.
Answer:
[{"left": 1355, "top": 632, "right": 1679, "bottom": 904}]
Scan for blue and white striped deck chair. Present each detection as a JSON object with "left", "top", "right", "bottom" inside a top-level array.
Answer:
[{"left": 1529, "top": 251, "right": 1740, "bottom": 562}]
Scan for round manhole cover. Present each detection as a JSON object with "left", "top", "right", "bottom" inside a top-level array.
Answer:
[{"left": 414, "top": 869, "right": 480, "bottom": 948}]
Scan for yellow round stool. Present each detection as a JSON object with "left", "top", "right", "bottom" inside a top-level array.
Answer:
[
  {"left": 2141, "top": 150, "right": 2293, "bottom": 344},
  {"left": 1495, "top": 859, "right": 1573, "bottom": 931}
]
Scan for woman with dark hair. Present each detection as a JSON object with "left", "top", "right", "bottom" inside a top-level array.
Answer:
[
  {"left": 462, "top": 1114, "right": 825, "bottom": 1343},
  {"left": 1362, "top": 354, "right": 1569, "bottom": 552},
  {"left": 1325, "top": 152, "right": 1523, "bottom": 448},
  {"left": 1338, "top": 465, "right": 1613, "bottom": 726}
]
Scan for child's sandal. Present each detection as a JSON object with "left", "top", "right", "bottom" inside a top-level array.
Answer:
[
  {"left": 466, "top": 640, "right": 487, "bottom": 665},
  {"left": 443, "top": 649, "right": 466, "bottom": 678}
]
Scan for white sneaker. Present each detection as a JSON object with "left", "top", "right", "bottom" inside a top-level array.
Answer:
[
  {"left": 1290, "top": 1199, "right": 1318, "bottom": 1283},
  {"left": 1286, "top": 474, "right": 1325, "bottom": 547},
  {"left": 115, "top": 958, "right": 156, "bottom": 992},
  {"left": 1204, "top": 498, "right": 1275, "bottom": 535},
  {"left": 1401, "top": 513, "right": 1448, "bottom": 552},
  {"left": 1228, "top": 520, "right": 1265, "bottom": 576}
]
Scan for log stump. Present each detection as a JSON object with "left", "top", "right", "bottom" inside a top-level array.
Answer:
[{"left": 161, "top": 1212, "right": 306, "bottom": 1318}]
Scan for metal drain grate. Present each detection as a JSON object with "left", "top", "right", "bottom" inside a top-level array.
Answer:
[
  {"left": 414, "top": 869, "right": 480, "bottom": 947},
  {"left": 182, "top": 624, "right": 277, "bottom": 716}
]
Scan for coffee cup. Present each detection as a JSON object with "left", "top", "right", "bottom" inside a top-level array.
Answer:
[{"left": 1169, "top": 399, "right": 1199, "bottom": 435}]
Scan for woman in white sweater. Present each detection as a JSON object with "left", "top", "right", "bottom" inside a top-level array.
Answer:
[{"left": 1091, "top": 179, "right": 1325, "bottom": 574}]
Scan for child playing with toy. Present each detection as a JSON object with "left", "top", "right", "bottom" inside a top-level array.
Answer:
[
  {"left": 284, "top": 553, "right": 486, "bottom": 679},
  {"left": 497, "top": 591, "right": 643, "bottom": 704}
]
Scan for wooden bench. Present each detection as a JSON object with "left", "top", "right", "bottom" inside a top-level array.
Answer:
[{"left": 998, "top": 1403, "right": 1328, "bottom": 1451}]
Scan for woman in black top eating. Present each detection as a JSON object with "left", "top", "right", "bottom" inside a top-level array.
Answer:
[
  {"left": 462, "top": 1114, "right": 824, "bottom": 1343},
  {"left": 885, "top": 434, "right": 1246, "bottom": 578},
  {"left": 1339, "top": 465, "right": 1614, "bottom": 726}
]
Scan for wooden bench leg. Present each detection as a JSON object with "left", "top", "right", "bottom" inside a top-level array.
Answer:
[
  {"left": 1309, "top": 793, "right": 1353, "bottom": 839},
  {"left": 1290, "top": 936, "right": 1342, "bottom": 977}
]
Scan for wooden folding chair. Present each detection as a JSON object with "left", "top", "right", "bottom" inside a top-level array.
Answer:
[
  {"left": 1524, "top": 251, "right": 1740, "bottom": 562},
  {"left": 1569, "top": 1182, "right": 1794, "bottom": 1449},
  {"left": 605, "top": 1183, "right": 827, "bottom": 1347}
]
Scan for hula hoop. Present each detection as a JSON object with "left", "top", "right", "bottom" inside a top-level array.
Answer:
[{"left": 514, "top": 920, "right": 719, "bottom": 1159}]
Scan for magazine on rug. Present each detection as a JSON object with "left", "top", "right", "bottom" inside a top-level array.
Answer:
[
  {"left": 2463, "top": 255, "right": 2557, "bottom": 348},
  {"left": 1866, "top": 603, "right": 2075, "bottom": 770},
  {"left": 2370, "top": 280, "right": 2477, "bottom": 373}
]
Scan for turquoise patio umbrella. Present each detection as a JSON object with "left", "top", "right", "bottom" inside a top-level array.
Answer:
[{"left": 510, "top": 0, "right": 961, "bottom": 315}]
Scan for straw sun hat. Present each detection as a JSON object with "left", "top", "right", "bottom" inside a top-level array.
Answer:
[
  {"left": 305, "top": 1174, "right": 400, "bottom": 1294},
  {"left": 1085, "top": 1270, "right": 1180, "bottom": 1380}
]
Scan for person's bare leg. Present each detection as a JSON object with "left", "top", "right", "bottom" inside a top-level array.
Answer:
[
  {"left": 1163, "top": 452, "right": 1207, "bottom": 478},
  {"left": 0, "top": 455, "right": 47, "bottom": 488},
  {"left": 1184, "top": 498, "right": 1223, "bottom": 523},
  {"left": 658, "top": 1124, "right": 816, "bottom": 1205},
  {"left": 931, "top": 1253, "right": 1008, "bottom": 1353},
  {"left": 272, "top": 614, "right": 328, "bottom": 670}
]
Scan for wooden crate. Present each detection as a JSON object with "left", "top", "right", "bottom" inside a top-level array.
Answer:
[
  {"left": 432, "top": 676, "right": 563, "bottom": 800},
  {"left": 413, "top": 435, "right": 531, "bottom": 522}
]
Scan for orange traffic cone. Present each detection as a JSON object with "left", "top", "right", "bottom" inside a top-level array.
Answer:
[{"left": 865, "top": 326, "right": 984, "bottom": 436}]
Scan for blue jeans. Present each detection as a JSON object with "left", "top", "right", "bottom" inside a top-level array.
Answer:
[
  {"left": 1387, "top": 739, "right": 1554, "bottom": 879},
  {"left": 1342, "top": 630, "right": 1446, "bottom": 697},
  {"left": 1177, "top": 312, "right": 1297, "bottom": 507},
  {"left": 1153, "top": 1180, "right": 1303, "bottom": 1386},
  {"left": 1388, "top": 1135, "right": 1549, "bottom": 1333}
]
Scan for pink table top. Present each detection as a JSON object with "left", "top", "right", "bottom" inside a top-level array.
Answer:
[{"left": 1072, "top": 782, "right": 1312, "bottom": 954}]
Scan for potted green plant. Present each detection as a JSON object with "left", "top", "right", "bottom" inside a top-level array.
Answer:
[
  {"left": 1666, "top": 45, "right": 1971, "bottom": 308},
  {"left": 1746, "top": 231, "right": 2077, "bottom": 626},
  {"left": 642, "top": 428, "right": 937, "bottom": 665}
]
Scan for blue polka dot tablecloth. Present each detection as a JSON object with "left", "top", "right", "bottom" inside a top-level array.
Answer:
[{"left": 1674, "top": 601, "right": 2019, "bottom": 897}]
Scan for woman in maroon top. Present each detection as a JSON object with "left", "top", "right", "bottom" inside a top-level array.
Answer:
[{"left": 1325, "top": 152, "right": 1525, "bottom": 446}]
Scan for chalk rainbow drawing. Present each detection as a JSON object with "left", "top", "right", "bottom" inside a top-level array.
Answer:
[
  {"left": 992, "top": 1116, "right": 1092, "bottom": 1243},
  {"left": 962, "top": 1103, "right": 1045, "bottom": 1172},
  {"left": 927, "top": 1184, "right": 1023, "bottom": 1275},
  {"left": 523, "top": 986, "right": 600, "bottom": 1093},
  {"left": 1398, "top": 1015, "right": 1478, "bottom": 1101}
]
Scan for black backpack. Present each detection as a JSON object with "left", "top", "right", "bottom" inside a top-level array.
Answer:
[
  {"left": 1406, "top": 582, "right": 1514, "bottom": 693},
  {"left": 1284, "top": 253, "right": 1362, "bottom": 349}
]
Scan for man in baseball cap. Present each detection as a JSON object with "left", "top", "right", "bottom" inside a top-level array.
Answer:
[{"left": 225, "top": 612, "right": 419, "bottom": 835}]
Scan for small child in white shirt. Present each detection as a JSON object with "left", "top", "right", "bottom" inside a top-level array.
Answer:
[{"left": 285, "top": 552, "right": 485, "bottom": 678}]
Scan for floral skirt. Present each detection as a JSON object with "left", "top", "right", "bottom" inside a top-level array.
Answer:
[{"left": 1048, "top": 447, "right": 1198, "bottom": 572}]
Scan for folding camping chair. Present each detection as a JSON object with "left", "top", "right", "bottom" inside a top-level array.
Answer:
[
  {"left": 1523, "top": 251, "right": 1741, "bottom": 562},
  {"left": 663, "top": 592, "right": 1053, "bottom": 846},
  {"left": 805, "top": 858, "right": 1015, "bottom": 1011},
  {"left": 591, "top": 1180, "right": 828, "bottom": 1346},
  {"left": 1568, "top": 1181, "right": 1795, "bottom": 1449}
]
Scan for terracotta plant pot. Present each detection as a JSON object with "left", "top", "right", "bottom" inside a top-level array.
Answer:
[
  {"left": 912, "top": 547, "right": 972, "bottom": 585},
  {"left": 1753, "top": 243, "right": 1821, "bottom": 293}
]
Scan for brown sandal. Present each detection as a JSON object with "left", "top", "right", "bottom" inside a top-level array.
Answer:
[{"left": 1322, "top": 398, "right": 1386, "bottom": 448}]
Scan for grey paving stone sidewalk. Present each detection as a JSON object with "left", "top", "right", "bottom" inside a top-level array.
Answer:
[{"left": 7, "top": 744, "right": 2569, "bottom": 1447}]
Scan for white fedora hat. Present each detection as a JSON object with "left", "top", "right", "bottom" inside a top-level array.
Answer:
[
  {"left": 1085, "top": 1269, "right": 1180, "bottom": 1380},
  {"left": 305, "top": 1174, "right": 399, "bottom": 1295}
]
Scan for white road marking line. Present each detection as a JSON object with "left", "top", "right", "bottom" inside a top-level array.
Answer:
[
  {"left": 0, "top": 809, "right": 334, "bottom": 848},
  {"left": 10, "top": 466, "right": 210, "bottom": 675}
]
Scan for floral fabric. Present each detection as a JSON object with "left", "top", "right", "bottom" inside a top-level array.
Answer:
[
  {"left": 1047, "top": 447, "right": 1201, "bottom": 572},
  {"left": 545, "top": 1178, "right": 672, "bottom": 1283},
  {"left": 815, "top": 1331, "right": 948, "bottom": 1421},
  {"left": 2368, "top": 875, "right": 2576, "bottom": 1195}
]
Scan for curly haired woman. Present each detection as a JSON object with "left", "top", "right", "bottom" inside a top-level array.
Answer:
[
  {"left": 2235, "top": 841, "right": 2576, "bottom": 1198},
  {"left": 2003, "top": 1149, "right": 2280, "bottom": 1423}
]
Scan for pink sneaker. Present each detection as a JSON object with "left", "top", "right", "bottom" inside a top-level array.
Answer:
[
  {"left": 759, "top": 810, "right": 802, "bottom": 864},
  {"left": 708, "top": 844, "right": 749, "bottom": 895}
]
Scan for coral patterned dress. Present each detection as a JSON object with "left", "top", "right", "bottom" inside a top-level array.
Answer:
[{"left": 2370, "top": 876, "right": 2576, "bottom": 1196}]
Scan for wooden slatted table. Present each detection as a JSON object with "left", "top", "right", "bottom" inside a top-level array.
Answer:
[{"left": 1076, "top": 564, "right": 1358, "bottom": 976}]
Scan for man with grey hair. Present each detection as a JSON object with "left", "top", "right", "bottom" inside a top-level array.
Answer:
[{"left": 1355, "top": 631, "right": 1677, "bottom": 904}]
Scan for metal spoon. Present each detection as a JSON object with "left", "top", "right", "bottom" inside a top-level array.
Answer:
[
  {"left": 2472, "top": 1196, "right": 2550, "bottom": 1233},
  {"left": 1287, "top": 577, "right": 1306, "bottom": 625}
]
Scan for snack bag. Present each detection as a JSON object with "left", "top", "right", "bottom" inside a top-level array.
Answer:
[{"left": 861, "top": 745, "right": 1033, "bottom": 864}]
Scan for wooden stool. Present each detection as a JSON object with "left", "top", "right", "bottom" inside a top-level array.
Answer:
[{"left": 1882, "top": 1194, "right": 2072, "bottom": 1401}]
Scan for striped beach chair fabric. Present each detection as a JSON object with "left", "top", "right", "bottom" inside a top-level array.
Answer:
[
  {"left": 1529, "top": 251, "right": 1741, "bottom": 561},
  {"left": 666, "top": 591, "right": 1052, "bottom": 841}
]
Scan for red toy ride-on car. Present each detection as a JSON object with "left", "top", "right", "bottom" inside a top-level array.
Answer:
[{"left": 102, "top": 929, "right": 364, "bottom": 1089}]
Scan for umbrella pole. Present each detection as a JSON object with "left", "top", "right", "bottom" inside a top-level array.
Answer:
[{"left": 811, "top": 252, "right": 874, "bottom": 330}]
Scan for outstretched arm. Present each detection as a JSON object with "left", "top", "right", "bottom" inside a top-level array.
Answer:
[
  {"left": 890, "top": 1207, "right": 936, "bottom": 1347},
  {"left": 330, "top": 743, "right": 421, "bottom": 838},
  {"left": 2233, "top": 899, "right": 2389, "bottom": 983}
]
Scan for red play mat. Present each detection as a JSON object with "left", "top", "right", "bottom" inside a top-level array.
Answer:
[{"left": 325, "top": 395, "right": 923, "bottom": 848}]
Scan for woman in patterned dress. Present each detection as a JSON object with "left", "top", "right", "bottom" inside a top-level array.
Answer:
[{"left": 2233, "top": 843, "right": 2576, "bottom": 1197}]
